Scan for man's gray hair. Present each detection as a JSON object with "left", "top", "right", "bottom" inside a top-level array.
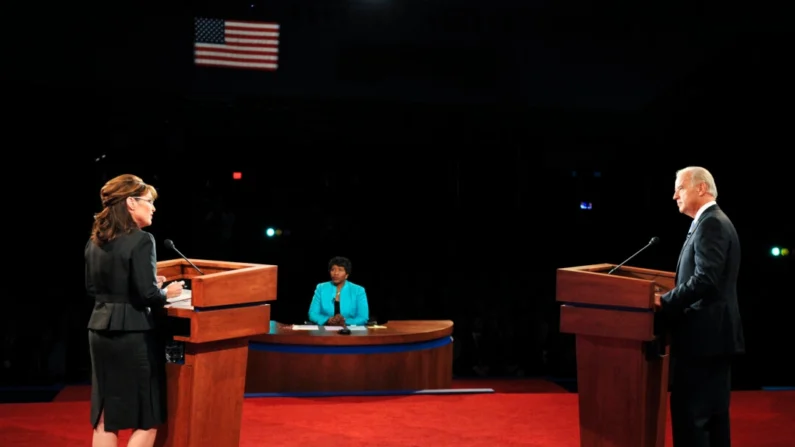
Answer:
[{"left": 677, "top": 166, "right": 718, "bottom": 199}]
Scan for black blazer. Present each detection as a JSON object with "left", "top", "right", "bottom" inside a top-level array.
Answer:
[
  {"left": 661, "top": 204, "right": 745, "bottom": 358},
  {"left": 85, "top": 229, "right": 167, "bottom": 331}
]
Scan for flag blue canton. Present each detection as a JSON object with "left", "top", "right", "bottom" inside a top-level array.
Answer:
[{"left": 195, "top": 18, "right": 225, "bottom": 44}]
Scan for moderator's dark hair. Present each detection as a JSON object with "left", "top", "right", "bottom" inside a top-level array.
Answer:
[{"left": 328, "top": 256, "right": 352, "bottom": 274}]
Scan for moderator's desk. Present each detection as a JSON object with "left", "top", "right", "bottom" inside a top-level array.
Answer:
[{"left": 245, "top": 320, "right": 454, "bottom": 394}]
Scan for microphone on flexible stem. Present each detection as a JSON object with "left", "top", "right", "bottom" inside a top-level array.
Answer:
[
  {"left": 163, "top": 239, "right": 204, "bottom": 275},
  {"left": 608, "top": 237, "right": 660, "bottom": 275},
  {"left": 338, "top": 321, "right": 351, "bottom": 335}
]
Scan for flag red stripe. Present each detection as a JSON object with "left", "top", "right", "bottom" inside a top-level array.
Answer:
[
  {"left": 226, "top": 25, "right": 279, "bottom": 31},
  {"left": 195, "top": 60, "right": 277, "bottom": 71},
  {"left": 225, "top": 21, "right": 279, "bottom": 28},
  {"left": 195, "top": 54, "right": 277, "bottom": 63},
  {"left": 220, "top": 41, "right": 278, "bottom": 48},
  {"left": 194, "top": 45, "right": 278, "bottom": 55}
]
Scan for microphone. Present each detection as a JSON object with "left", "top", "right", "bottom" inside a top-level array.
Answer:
[
  {"left": 164, "top": 239, "right": 205, "bottom": 275},
  {"left": 607, "top": 237, "right": 660, "bottom": 275},
  {"left": 338, "top": 321, "right": 351, "bottom": 335}
]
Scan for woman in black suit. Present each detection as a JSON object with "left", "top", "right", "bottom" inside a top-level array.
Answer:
[{"left": 85, "top": 174, "right": 184, "bottom": 447}]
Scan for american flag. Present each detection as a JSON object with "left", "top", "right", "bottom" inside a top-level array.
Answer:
[{"left": 194, "top": 17, "right": 279, "bottom": 71}]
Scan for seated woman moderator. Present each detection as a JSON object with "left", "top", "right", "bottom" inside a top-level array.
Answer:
[{"left": 308, "top": 256, "right": 369, "bottom": 326}]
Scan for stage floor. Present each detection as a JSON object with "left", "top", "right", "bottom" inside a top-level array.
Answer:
[{"left": 1, "top": 379, "right": 793, "bottom": 446}]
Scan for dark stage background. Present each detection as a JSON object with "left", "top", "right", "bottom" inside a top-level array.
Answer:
[{"left": 2, "top": 0, "right": 792, "bottom": 390}]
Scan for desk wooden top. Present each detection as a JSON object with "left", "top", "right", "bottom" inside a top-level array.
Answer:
[{"left": 249, "top": 320, "right": 454, "bottom": 346}]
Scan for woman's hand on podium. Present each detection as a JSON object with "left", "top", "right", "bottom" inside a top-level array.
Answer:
[
  {"left": 326, "top": 314, "right": 346, "bottom": 326},
  {"left": 165, "top": 280, "right": 185, "bottom": 298}
]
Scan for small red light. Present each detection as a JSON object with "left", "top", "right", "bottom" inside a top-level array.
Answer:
[{"left": 232, "top": 172, "right": 242, "bottom": 180}]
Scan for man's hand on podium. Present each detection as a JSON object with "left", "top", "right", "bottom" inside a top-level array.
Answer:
[
  {"left": 653, "top": 284, "right": 669, "bottom": 310},
  {"left": 157, "top": 275, "right": 166, "bottom": 289}
]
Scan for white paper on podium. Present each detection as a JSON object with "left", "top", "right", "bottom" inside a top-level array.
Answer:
[
  {"left": 165, "top": 289, "right": 193, "bottom": 309},
  {"left": 321, "top": 325, "right": 367, "bottom": 331}
]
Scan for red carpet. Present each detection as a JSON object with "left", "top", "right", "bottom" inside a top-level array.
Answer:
[
  {"left": 451, "top": 378, "right": 570, "bottom": 393},
  {"left": 49, "top": 378, "right": 568, "bottom": 402},
  {"left": 51, "top": 384, "right": 91, "bottom": 402},
  {"left": 50, "top": 378, "right": 568, "bottom": 402},
  {"left": 2, "top": 382, "right": 793, "bottom": 446}
]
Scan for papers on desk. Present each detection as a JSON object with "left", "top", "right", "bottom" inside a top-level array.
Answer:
[
  {"left": 291, "top": 324, "right": 367, "bottom": 331},
  {"left": 165, "top": 289, "right": 193, "bottom": 309},
  {"left": 168, "top": 289, "right": 192, "bottom": 302}
]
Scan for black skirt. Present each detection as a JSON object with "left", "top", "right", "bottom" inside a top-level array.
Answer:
[{"left": 88, "top": 329, "right": 167, "bottom": 431}]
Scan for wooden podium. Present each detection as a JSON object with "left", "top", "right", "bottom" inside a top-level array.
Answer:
[
  {"left": 556, "top": 263, "right": 675, "bottom": 447},
  {"left": 154, "top": 258, "right": 277, "bottom": 447}
]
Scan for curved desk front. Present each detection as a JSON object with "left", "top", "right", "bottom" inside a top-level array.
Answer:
[{"left": 245, "top": 320, "right": 454, "bottom": 394}]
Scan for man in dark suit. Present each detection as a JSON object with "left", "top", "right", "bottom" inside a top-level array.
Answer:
[{"left": 654, "top": 166, "right": 744, "bottom": 447}]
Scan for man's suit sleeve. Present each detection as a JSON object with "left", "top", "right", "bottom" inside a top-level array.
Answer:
[
  {"left": 131, "top": 233, "right": 168, "bottom": 306},
  {"left": 661, "top": 216, "right": 729, "bottom": 315}
]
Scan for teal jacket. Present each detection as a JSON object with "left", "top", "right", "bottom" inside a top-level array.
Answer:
[{"left": 308, "top": 280, "right": 369, "bottom": 326}]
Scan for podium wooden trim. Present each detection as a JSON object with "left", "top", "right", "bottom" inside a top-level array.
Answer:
[
  {"left": 154, "top": 258, "right": 277, "bottom": 447},
  {"left": 557, "top": 263, "right": 674, "bottom": 447}
]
